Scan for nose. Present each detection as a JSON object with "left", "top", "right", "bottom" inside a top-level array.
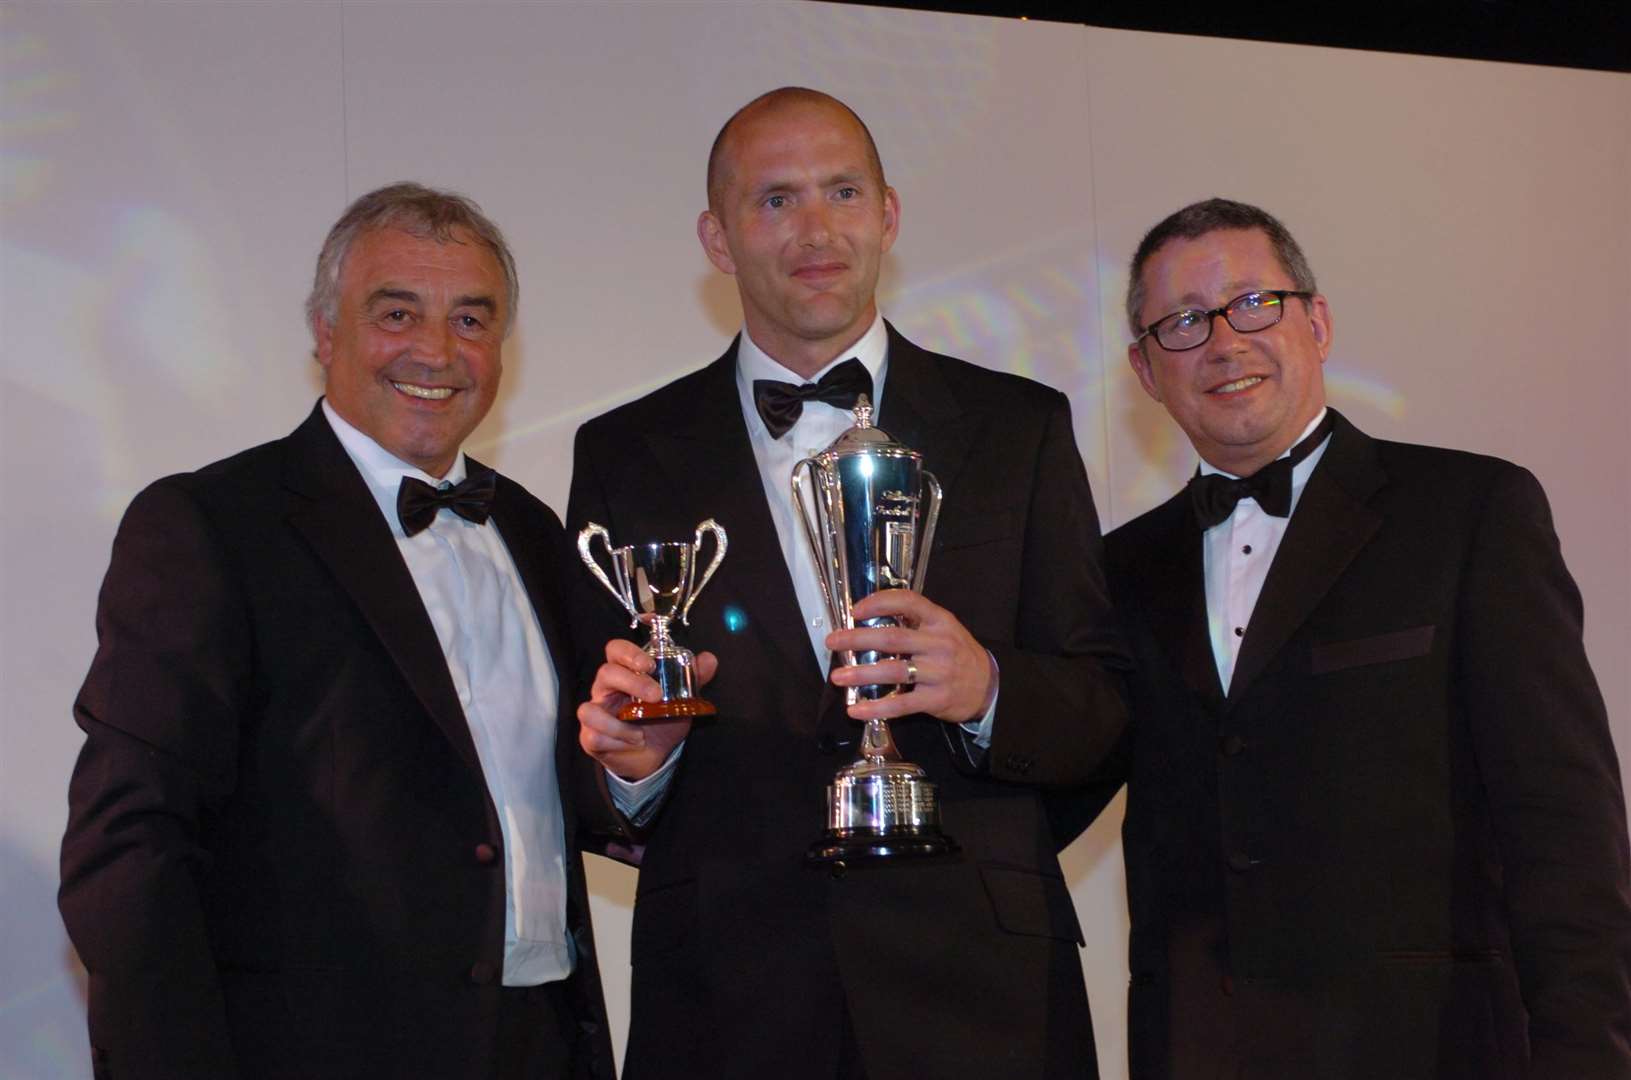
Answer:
[
  {"left": 1202, "top": 312, "right": 1249, "bottom": 363},
  {"left": 406, "top": 318, "right": 457, "bottom": 369},
  {"left": 797, "top": 200, "right": 833, "bottom": 247}
]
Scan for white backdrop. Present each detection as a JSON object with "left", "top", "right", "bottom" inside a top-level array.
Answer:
[{"left": 2, "top": 3, "right": 1627, "bottom": 1077}]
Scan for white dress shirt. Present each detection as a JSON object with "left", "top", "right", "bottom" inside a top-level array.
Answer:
[
  {"left": 734, "top": 315, "right": 893, "bottom": 673},
  {"left": 322, "top": 400, "right": 572, "bottom": 987},
  {"left": 1201, "top": 408, "right": 1331, "bottom": 692}
]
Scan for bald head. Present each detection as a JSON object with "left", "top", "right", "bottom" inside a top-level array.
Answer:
[{"left": 706, "top": 87, "right": 886, "bottom": 217}]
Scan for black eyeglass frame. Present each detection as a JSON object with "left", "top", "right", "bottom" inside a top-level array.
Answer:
[{"left": 1135, "top": 289, "right": 1315, "bottom": 352}]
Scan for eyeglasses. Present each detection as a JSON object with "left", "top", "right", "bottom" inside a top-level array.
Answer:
[{"left": 1135, "top": 289, "right": 1314, "bottom": 352}]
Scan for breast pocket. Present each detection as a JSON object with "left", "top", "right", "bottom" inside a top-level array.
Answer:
[
  {"left": 1311, "top": 624, "right": 1436, "bottom": 674},
  {"left": 933, "top": 509, "right": 1016, "bottom": 554}
]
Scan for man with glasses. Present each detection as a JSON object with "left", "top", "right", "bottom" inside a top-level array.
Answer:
[{"left": 1052, "top": 197, "right": 1631, "bottom": 1078}]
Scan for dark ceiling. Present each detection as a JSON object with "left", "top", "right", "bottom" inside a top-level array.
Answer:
[{"left": 838, "top": 1, "right": 1630, "bottom": 73}]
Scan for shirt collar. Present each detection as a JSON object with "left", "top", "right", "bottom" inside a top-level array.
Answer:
[
  {"left": 1198, "top": 406, "right": 1330, "bottom": 483},
  {"left": 734, "top": 313, "right": 890, "bottom": 439},
  {"left": 321, "top": 398, "right": 469, "bottom": 537}
]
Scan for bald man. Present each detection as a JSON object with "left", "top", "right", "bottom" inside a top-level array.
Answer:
[{"left": 567, "top": 88, "right": 1129, "bottom": 1080}]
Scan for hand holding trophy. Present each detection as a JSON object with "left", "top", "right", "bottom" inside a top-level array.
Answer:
[
  {"left": 578, "top": 519, "right": 727, "bottom": 721},
  {"left": 793, "top": 395, "right": 958, "bottom": 863}
]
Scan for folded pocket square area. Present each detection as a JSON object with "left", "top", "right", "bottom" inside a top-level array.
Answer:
[{"left": 1311, "top": 624, "right": 1436, "bottom": 674}]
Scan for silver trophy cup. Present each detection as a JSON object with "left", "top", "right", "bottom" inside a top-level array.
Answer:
[
  {"left": 578, "top": 519, "right": 727, "bottom": 722},
  {"left": 793, "top": 395, "right": 957, "bottom": 863}
]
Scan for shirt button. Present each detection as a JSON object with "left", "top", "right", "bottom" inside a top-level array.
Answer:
[
  {"left": 1242, "top": 544, "right": 1253, "bottom": 555},
  {"left": 811, "top": 616, "right": 824, "bottom": 628},
  {"left": 1234, "top": 626, "right": 1245, "bottom": 638},
  {"left": 474, "top": 842, "right": 498, "bottom": 864}
]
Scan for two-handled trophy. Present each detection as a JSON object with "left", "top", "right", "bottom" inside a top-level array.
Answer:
[
  {"left": 578, "top": 519, "right": 727, "bottom": 721},
  {"left": 793, "top": 395, "right": 958, "bottom": 863}
]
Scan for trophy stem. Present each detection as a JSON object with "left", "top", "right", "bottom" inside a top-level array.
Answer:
[
  {"left": 858, "top": 717, "right": 901, "bottom": 766},
  {"left": 618, "top": 613, "right": 717, "bottom": 722},
  {"left": 645, "top": 613, "right": 676, "bottom": 651}
]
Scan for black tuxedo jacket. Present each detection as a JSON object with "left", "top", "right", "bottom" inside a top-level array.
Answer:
[
  {"left": 566, "top": 326, "right": 1130, "bottom": 1080},
  {"left": 59, "top": 404, "right": 615, "bottom": 1080},
  {"left": 1057, "top": 410, "right": 1631, "bottom": 1079}
]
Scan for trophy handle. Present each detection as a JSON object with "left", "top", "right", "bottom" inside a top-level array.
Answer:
[
  {"left": 680, "top": 518, "right": 728, "bottom": 625},
  {"left": 792, "top": 459, "right": 843, "bottom": 627},
  {"left": 577, "top": 522, "right": 640, "bottom": 628},
  {"left": 913, "top": 471, "right": 943, "bottom": 593}
]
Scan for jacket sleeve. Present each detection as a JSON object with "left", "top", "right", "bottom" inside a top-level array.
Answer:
[
  {"left": 59, "top": 480, "right": 247, "bottom": 1079},
  {"left": 563, "top": 420, "right": 661, "bottom": 848},
  {"left": 972, "top": 391, "right": 1132, "bottom": 787},
  {"left": 1457, "top": 465, "right": 1631, "bottom": 1078}
]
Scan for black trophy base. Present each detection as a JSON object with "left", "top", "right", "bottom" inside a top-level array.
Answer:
[{"left": 806, "top": 827, "right": 960, "bottom": 865}]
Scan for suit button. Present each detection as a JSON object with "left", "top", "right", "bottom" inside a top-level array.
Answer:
[
  {"left": 1004, "top": 753, "right": 1033, "bottom": 774},
  {"left": 1227, "top": 852, "right": 1259, "bottom": 873},
  {"left": 816, "top": 734, "right": 841, "bottom": 755},
  {"left": 1218, "top": 734, "right": 1246, "bottom": 757},
  {"left": 474, "top": 842, "right": 498, "bottom": 864},
  {"left": 830, "top": 860, "right": 847, "bottom": 880},
  {"left": 469, "top": 961, "right": 497, "bottom": 985}
]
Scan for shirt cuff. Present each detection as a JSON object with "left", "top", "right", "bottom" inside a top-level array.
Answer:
[
  {"left": 957, "top": 650, "right": 1001, "bottom": 749},
  {"left": 606, "top": 742, "right": 685, "bottom": 827}
]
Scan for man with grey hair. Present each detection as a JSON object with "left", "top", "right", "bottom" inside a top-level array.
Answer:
[
  {"left": 1053, "top": 196, "right": 1631, "bottom": 1078},
  {"left": 59, "top": 182, "right": 614, "bottom": 1079}
]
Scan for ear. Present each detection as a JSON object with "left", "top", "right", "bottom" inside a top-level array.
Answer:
[
  {"left": 879, "top": 186, "right": 901, "bottom": 255},
  {"left": 697, "top": 210, "right": 737, "bottom": 275},
  {"left": 1307, "top": 293, "right": 1334, "bottom": 362},
  {"left": 1128, "top": 340, "right": 1162, "bottom": 403},
  {"left": 312, "top": 313, "right": 335, "bottom": 371}
]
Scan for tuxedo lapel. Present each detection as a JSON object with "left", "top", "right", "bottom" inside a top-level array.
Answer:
[
  {"left": 641, "top": 346, "right": 824, "bottom": 690},
  {"left": 875, "top": 325, "right": 977, "bottom": 528},
  {"left": 1140, "top": 494, "right": 1226, "bottom": 706},
  {"left": 281, "top": 405, "right": 483, "bottom": 773},
  {"left": 1229, "top": 411, "right": 1386, "bottom": 700}
]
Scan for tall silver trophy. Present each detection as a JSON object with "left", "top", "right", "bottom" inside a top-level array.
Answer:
[
  {"left": 793, "top": 395, "right": 957, "bottom": 863},
  {"left": 578, "top": 519, "right": 727, "bottom": 722}
]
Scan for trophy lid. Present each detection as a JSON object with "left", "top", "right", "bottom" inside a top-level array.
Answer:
[{"left": 820, "top": 394, "right": 914, "bottom": 457}]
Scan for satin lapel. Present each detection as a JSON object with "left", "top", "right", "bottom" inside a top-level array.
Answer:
[
  {"left": 1228, "top": 413, "right": 1386, "bottom": 701},
  {"left": 642, "top": 349, "right": 824, "bottom": 691},
  {"left": 1142, "top": 493, "right": 1225, "bottom": 706},
  {"left": 282, "top": 405, "right": 482, "bottom": 773},
  {"left": 873, "top": 325, "right": 974, "bottom": 560}
]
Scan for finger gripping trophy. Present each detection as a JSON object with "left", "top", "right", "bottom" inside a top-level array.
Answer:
[
  {"left": 578, "top": 519, "right": 727, "bottom": 721},
  {"left": 793, "top": 395, "right": 958, "bottom": 863}
]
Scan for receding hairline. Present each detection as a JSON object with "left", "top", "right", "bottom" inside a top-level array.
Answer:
[
  {"left": 1125, "top": 198, "right": 1318, "bottom": 338},
  {"left": 705, "top": 87, "right": 886, "bottom": 215}
]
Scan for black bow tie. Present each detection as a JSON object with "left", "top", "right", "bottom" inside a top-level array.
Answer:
[
  {"left": 396, "top": 468, "right": 497, "bottom": 537},
  {"left": 753, "top": 357, "right": 873, "bottom": 439},
  {"left": 1188, "top": 412, "right": 1334, "bottom": 529}
]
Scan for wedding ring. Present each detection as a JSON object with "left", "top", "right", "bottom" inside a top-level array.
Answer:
[{"left": 904, "top": 660, "right": 918, "bottom": 686}]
